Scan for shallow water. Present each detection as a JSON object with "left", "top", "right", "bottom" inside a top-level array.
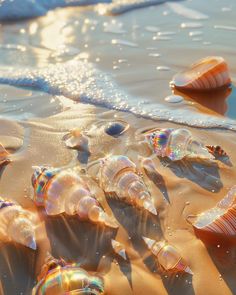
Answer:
[{"left": 0, "top": 1, "right": 236, "bottom": 295}]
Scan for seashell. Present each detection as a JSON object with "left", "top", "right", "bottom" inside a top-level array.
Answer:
[
  {"left": 0, "top": 197, "right": 36, "bottom": 250},
  {"left": 145, "top": 128, "right": 214, "bottom": 161},
  {"left": 206, "top": 145, "right": 228, "bottom": 158},
  {"left": 187, "top": 186, "right": 236, "bottom": 241},
  {"left": 0, "top": 143, "right": 11, "bottom": 166},
  {"left": 31, "top": 166, "right": 118, "bottom": 228},
  {"left": 170, "top": 56, "right": 231, "bottom": 91},
  {"left": 111, "top": 239, "right": 127, "bottom": 260},
  {"left": 143, "top": 237, "right": 193, "bottom": 275},
  {"left": 32, "top": 254, "right": 105, "bottom": 295},
  {"left": 63, "top": 120, "right": 129, "bottom": 150},
  {"left": 94, "top": 155, "right": 157, "bottom": 215}
]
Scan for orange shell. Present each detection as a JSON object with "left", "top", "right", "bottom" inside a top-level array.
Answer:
[{"left": 170, "top": 56, "right": 231, "bottom": 91}]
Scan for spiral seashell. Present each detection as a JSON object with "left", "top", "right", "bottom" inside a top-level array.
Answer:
[
  {"left": 31, "top": 166, "right": 118, "bottom": 228},
  {"left": 32, "top": 254, "right": 105, "bottom": 295},
  {"left": 170, "top": 56, "right": 231, "bottom": 91},
  {"left": 206, "top": 145, "right": 228, "bottom": 158},
  {"left": 95, "top": 155, "right": 157, "bottom": 215},
  {"left": 143, "top": 237, "right": 193, "bottom": 275},
  {"left": 0, "top": 197, "right": 36, "bottom": 250},
  {"left": 187, "top": 186, "right": 236, "bottom": 239},
  {"left": 0, "top": 143, "right": 11, "bottom": 166},
  {"left": 111, "top": 239, "right": 127, "bottom": 260},
  {"left": 145, "top": 128, "right": 214, "bottom": 161}
]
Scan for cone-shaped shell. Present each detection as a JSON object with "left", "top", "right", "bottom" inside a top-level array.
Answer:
[
  {"left": 111, "top": 239, "right": 127, "bottom": 260},
  {"left": 145, "top": 128, "right": 213, "bottom": 161},
  {"left": 96, "top": 155, "right": 157, "bottom": 215},
  {"left": 143, "top": 237, "right": 193, "bottom": 275},
  {"left": 187, "top": 186, "right": 236, "bottom": 241},
  {"left": 170, "top": 56, "right": 231, "bottom": 91},
  {"left": 0, "top": 198, "right": 36, "bottom": 250},
  {"left": 33, "top": 255, "right": 105, "bottom": 295},
  {"left": 32, "top": 166, "right": 118, "bottom": 228}
]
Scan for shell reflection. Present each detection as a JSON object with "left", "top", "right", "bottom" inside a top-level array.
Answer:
[
  {"left": 0, "top": 197, "right": 36, "bottom": 250},
  {"left": 33, "top": 255, "right": 105, "bottom": 295},
  {"left": 31, "top": 166, "right": 118, "bottom": 228},
  {"left": 188, "top": 186, "right": 236, "bottom": 240},
  {"left": 170, "top": 56, "right": 231, "bottom": 91},
  {"left": 143, "top": 237, "right": 193, "bottom": 275},
  {"left": 93, "top": 155, "right": 157, "bottom": 215},
  {"left": 145, "top": 128, "right": 213, "bottom": 161}
]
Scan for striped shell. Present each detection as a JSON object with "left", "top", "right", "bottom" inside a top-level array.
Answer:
[
  {"left": 31, "top": 166, "right": 118, "bottom": 228},
  {"left": 95, "top": 155, "right": 157, "bottom": 215},
  {"left": 170, "top": 56, "right": 231, "bottom": 91},
  {"left": 33, "top": 255, "right": 104, "bottom": 295},
  {"left": 187, "top": 186, "right": 236, "bottom": 242},
  {"left": 143, "top": 237, "right": 193, "bottom": 274},
  {"left": 145, "top": 128, "right": 213, "bottom": 161},
  {"left": 0, "top": 197, "right": 36, "bottom": 250}
]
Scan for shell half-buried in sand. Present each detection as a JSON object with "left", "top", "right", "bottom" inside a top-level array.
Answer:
[
  {"left": 0, "top": 143, "right": 11, "bottom": 167},
  {"left": 143, "top": 237, "right": 193, "bottom": 275},
  {"left": 0, "top": 197, "right": 36, "bottom": 250},
  {"left": 170, "top": 56, "right": 231, "bottom": 91},
  {"left": 187, "top": 186, "right": 236, "bottom": 242},
  {"left": 32, "top": 254, "right": 105, "bottom": 295}
]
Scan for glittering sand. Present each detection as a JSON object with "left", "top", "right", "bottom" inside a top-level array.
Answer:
[{"left": 0, "top": 0, "right": 236, "bottom": 294}]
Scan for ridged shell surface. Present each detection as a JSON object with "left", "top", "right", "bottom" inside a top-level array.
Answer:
[{"left": 170, "top": 56, "right": 231, "bottom": 91}]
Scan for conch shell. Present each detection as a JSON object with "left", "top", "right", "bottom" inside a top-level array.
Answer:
[
  {"left": 170, "top": 56, "right": 231, "bottom": 91},
  {"left": 143, "top": 237, "right": 193, "bottom": 275},
  {"left": 32, "top": 254, "right": 105, "bottom": 295},
  {"left": 187, "top": 186, "right": 236, "bottom": 242},
  {"left": 92, "top": 155, "right": 157, "bottom": 215},
  {"left": 0, "top": 197, "right": 36, "bottom": 250},
  {"left": 145, "top": 128, "right": 213, "bottom": 161},
  {"left": 31, "top": 166, "right": 118, "bottom": 228}
]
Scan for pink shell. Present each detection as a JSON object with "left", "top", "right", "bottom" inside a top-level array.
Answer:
[
  {"left": 170, "top": 56, "right": 231, "bottom": 91},
  {"left": 187, "top": 186, "right": 236, "bottom": 244}
]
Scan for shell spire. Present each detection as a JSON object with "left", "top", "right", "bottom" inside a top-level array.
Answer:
[
  {"left": 187, "top": 185, "right": 236, "bottom": 241},
  {"left": 33, "top": 255, "right": 105, "bottom": 295},
  {"left": 31, "top": 166, "right": 118, "bottom": 229},
  {"left": 94, "top": 155, "right": 157, "bottom": 215},
  {"left": 0, "top": 143, "right": 11, "bottom": 167},
  {"left": 170, "top": 56, "right": 231, "bottom": 91},
  {"left": 143, "top": 237, "right": 193, "bottom": 275},
  {"left": 146, "top": 128, "right": 214, "bottom": 161},
  {"left": 0, "top": 198, "right": 36, "bottom": 250},
  {"left": 111, "top": 239, "right": 127, "bottom": 260}
]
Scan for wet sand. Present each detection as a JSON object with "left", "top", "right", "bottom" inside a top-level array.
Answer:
[{"left": 0, "top": 0, "right": 236, "bottom": 294}]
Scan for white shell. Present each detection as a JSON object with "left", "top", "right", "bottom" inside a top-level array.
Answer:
[
  {"left": 32, "top": 166, "right": 118, "bottom": 228},
  {"left": 0, "top": 198, "right": 36, "bottom": 250},
  {"left": 95, "top": 155, "right": 157, "bottom": 215}
]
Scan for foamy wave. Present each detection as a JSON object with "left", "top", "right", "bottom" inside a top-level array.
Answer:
[
  {"left": 0, "top": 59, "right": 235, "bottom": 131},
  {"left": 0, "top": 0, "right": 181, "bottom": 20}
]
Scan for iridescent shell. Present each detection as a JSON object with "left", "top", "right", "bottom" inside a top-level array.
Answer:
[
  {"left": 111, "top": 239, "right": 127, "bottom": 260},
  {"left": 32, "top": 255, "right": 104, "bottom": 295},
  {"left": 145, "top": 128, "right": 213, "bottom": 161},
  {"left": 143, "top": 237, "right": 193, "bottom": 275},
  {"left": 170, "top": 56, "right": 231, "bottom": 91},
  {"left": 0, "top": 197, "right": 36, "bottom": 250},
  {"left": 95, "top": 155, "right": 157, "bottom": 215},
  {"left": 187, "top": 186, "right": 236, "bottom": 242},
  {"left": 31, "top": 166, "right": 118, "bottom": 228},
  {"left": 0, "top": 143, "right": 11, "bottom": 166}
]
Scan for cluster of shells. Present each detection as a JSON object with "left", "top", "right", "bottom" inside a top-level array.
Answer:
[{"left": 0, "top": 56, "right": 234, "bottom": 294}]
